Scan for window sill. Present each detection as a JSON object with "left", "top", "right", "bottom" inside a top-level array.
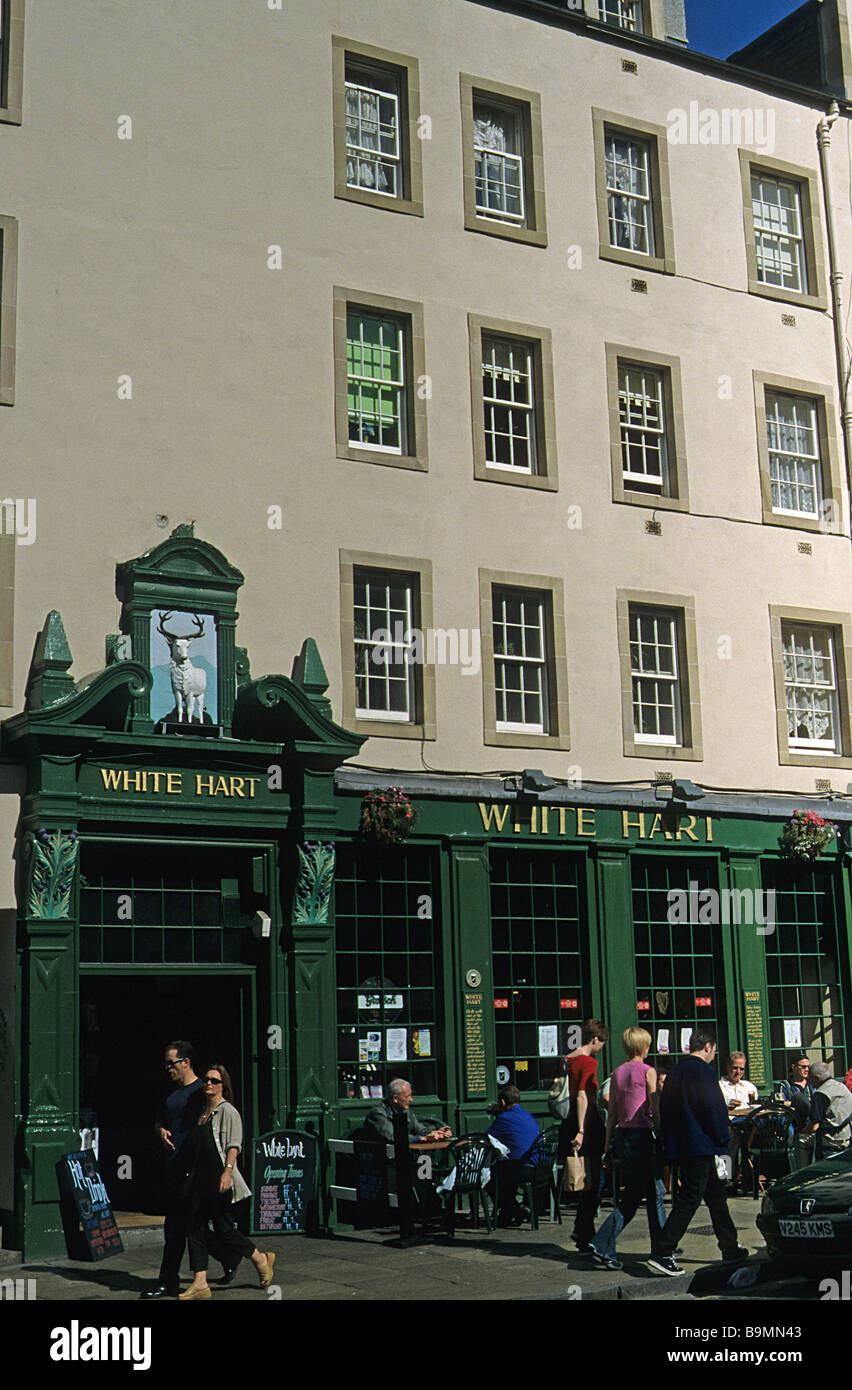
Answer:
[
  {"left": 615, "top": 491, "right": 688, "bottom": 513},
  {"left": 464, "top": 214, "right": 547, "bottom": 248},
  {"left": 624, "top": 741, "right": 703, "bottom": 761},
  {"left": 476, "top": 467, "right": 557, "bottom": 492},
  {"left": 338, "top": 446, "right": 427, "bottom": 472},
  {"left": 599, "top": 243, "right": 674, "bottom": 275},
  {"left": 485, "top": 728, "right": 570, "bottom": 750},
  {"left": 762, "top": 510, "right": 841, "bottom": 535},
  {"left": 349, "top": 716, "right": 436, "bottom": 741},
  {"left": 334, "top": 182, "right": 424, "bottom": 218},
  {"left": 746, "top": 279, "right": 828, "bottom": 313}
]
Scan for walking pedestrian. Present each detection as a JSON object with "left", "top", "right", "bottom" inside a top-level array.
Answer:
[
  {"left": 178, "top": 1063, "right": 275, "bottom": 1300},
  {"left": 648, "top": 1028, "right": 749, "bottom": 1277},
  {"left": 558, "top": 1018, "right": 609, "bottom": 1255},
  {"left": 588, "top": 1027, "right": 664, "bottom": 1270}
]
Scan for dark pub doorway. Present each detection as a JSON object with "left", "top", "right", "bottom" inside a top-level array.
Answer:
[{"left": 80, "top": 973, "right": 255, "bottom": 1212}]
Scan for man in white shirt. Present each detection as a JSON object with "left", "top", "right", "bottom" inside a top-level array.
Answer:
[{"left": 718, "top": 1052, "right": 759, "bottom": 1191}]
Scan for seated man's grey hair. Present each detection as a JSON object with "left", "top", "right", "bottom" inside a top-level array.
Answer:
[
  {"left": 387, "top": 1078, "right": 410, "bottom": 1098},
  {"left": 810, "top": 1061, "right": 831, "bottom": 1085}
]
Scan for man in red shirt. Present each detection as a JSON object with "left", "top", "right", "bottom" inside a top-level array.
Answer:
[{"left": 560, "top": 1018, "right": 609, "bottom": 1254}]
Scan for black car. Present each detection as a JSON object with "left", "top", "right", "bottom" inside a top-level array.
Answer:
[{"left": 757, "top": 1147, "right": 852, "bottom": 1269}]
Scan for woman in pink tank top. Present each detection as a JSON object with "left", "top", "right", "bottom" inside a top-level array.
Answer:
[{"left": 588, "top": 1027, "right": 665, "bottom": 1270}]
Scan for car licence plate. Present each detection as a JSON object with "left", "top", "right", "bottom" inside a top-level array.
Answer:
[{"left": 778, "top": 1218, "right": 834, "bottom": 1238}]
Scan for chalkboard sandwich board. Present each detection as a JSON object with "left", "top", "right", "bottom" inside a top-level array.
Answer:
[
  {"left": 57, "top": 1150, "right": 124, "bottom": 1261},
  {"left": 250, "top": 1130, "right": 318, "bottom": 1235}
]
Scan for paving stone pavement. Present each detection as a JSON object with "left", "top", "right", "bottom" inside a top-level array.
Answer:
[{"left": 0, "top": 1195, "right": 820, "bottom": 1302}]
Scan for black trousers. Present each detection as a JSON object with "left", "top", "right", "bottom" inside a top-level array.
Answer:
[
  {"left": 186, "top": 1189, "right": 257, "bottom": 1273},
  {"left": 572, "top": 1152, "right": 604, "bottom": 1248},
  {"left": 158, "top": 1178, "right": 232, "bottom": 1288},
  {"left": 654, "top": 1153, "right": 739, "bottom": 1258}
]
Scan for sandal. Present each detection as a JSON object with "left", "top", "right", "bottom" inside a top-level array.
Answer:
[{"left": 258, "top": 1251, "right": 276, "bottom": 1287}]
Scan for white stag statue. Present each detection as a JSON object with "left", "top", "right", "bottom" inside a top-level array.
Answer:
[{"left": 157, "top": 612, "right": 207, "bottom": 723}]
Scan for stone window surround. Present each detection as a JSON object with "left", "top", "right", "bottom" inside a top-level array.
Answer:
[
  {"left": 739, "top": 150, "right": 828, "bottom": 312},
  {"left": 753, "top": 370, "right": 843, "bottom": 534},
  {"left": 332, "top": 36, "right": 424, "bottom": 218},
  {"left": 0, "top": 214, "right": 17, "bottom": 405},
  {"left": 592, "top": 108, "right": 675, "bottom": 275},
  {"left": 339, "top": 548, "right": 436, "bottom": 741},
  {"left": 589, "top": 0, "right": 666, "bottom": 38},
  {"left": 469, "top": 313, "right": 558, "bottom": 491},
  {"left": 616, "top": 589, "right": 703, "bottom": 761},
  {"left": 0, "top": 1, "right": 23, "bottom": 126},
  {"left": 605, "top": 342, "right": 688, "bottom": 512},
  {"left": 478, "top": 567, "right": 570, "bottom": 750},
  {"left": 770, "top": 604, "right": 852, "bottom": 768},
  {"left": 333, "top": 286, "right": 428, "bottom": 471},
  {"left": 460, "top": 73, "right": 547, "bottom": 248}
]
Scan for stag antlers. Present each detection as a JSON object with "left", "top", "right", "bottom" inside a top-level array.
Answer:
[{"left": 156, "top": 611, "right": 205, "bottom": 642}]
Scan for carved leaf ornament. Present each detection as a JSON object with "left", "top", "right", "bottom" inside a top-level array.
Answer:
[
  {"left": 293, "top": 842, "right": 336, "bottom": 924},
  {"left": 28, "top": 830, "right": 79, "bottom": 919}
]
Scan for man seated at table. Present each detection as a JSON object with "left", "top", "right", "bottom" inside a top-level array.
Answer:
[
  {"left": 485, "top": 1084, "right": 546, "bottom": 1227},
  {"left": 363, "top": 1078, "right": 451, "bottom": 1146},
  {"left": 804, "top": 1061, "right": 852, "bottom": 1157},
  {"left": 718, "top": 1052, "right": 759, "bottom": 1191}
]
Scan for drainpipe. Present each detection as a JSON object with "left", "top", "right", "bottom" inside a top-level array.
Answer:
[{"left": 816, "top": 101, "right": 852, "bottom": 525}]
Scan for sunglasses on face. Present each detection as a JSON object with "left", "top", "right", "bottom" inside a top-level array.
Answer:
[
  {"left": 203, "top": 1077, "right": 223, "bottom": 1086},
  {"left": 165, "top": 1058, "right": 187, "bottom": 1069}
]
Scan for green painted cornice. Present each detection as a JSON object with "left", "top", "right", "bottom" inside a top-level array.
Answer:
[
  {"left": 232, "top": 675, "right": 365, "bottom": 765},
  {"left": 5, "top": 661, "right": 152, "bottom": 745},
  {"left": 115, "top": 526, "right": 244, "bottom": 601}
]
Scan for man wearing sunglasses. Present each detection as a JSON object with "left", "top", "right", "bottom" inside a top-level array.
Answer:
[{"left": 141, "top": 1040, "right": 235, "bottom": 1299}]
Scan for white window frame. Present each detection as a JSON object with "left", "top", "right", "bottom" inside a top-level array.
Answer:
[
  {"left": 346, "top": 311, "right": 407, "bottom": 455},
  {"left": 619, "top": 364, "right": 667, "bottom": 492},
  {"left": 345, "top": 67, "right": 402, "bottom": 200},
  {"left": 482, "top": 335, "right": 537, "bottom": 473},
  {"left": 600, "top": 0, "right": 645, "bottom": 32},
  {"left": 493, "top": 589, "right": 548, "bottom": 734},
  {"left": 782, "top": 623, "right": 840, "bottom": 753},
  {"left": 752, "top": 173, "right": 807, "bottom": 295},
  {"left": 606, "top": 134, "right": 655, "bottom": 257},
  {"left": 629, "top": 607, "right": 682, "bottom": 745},
  {"left": 353, "top": 569, "right": 418, "bottom": 723},
  {"left": 473, "top": 100, "right": 525, "bottom": 225},
  {"left": 766, "top": 391, "right": 821, "bottom": 519}
]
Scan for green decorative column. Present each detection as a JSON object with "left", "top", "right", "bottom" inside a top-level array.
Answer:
[
  {"left": 723, "top": 852, "right": 771, "bottom": 1089},
  {"left": 447, "top": 839, "right": 493, "bottom": 1136},
  {"left": 15, "top": 829, "right": 80, "bottom": 1258},
  {"left": 290, "top": 841, "right": 338, "bottom": 1130},
  {"left": 593, "top": 846, "right": 635, "bottom": 1056}
]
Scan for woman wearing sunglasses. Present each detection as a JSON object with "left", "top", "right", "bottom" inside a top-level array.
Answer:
[{"left": 178, "top": 1063, "right": 275, "bottom": 1300}]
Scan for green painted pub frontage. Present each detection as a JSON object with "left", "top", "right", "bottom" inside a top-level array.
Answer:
[{"left": 3, "top": 530, "right": 852, "bottom": 1257}]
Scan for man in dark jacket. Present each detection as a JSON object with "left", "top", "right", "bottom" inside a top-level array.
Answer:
[{"left": 648, "top": 1028, "right": 749, "bottom": 1277}]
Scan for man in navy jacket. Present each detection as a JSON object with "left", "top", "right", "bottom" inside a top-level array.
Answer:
[{"left": 648, "top": 1029, "right": 748, "bottom": 1277}]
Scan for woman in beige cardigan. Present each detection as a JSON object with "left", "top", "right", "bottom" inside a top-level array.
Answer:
[{"left": 178, "top": 1063, "right": 275, "bottom": 1300}]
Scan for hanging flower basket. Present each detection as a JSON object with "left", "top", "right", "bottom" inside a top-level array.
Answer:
[
  {"left": 360, "top": 787, "right": 417, "bottom": 845},
  {"left": 778, "top": 810, "right": 838, "bottom": 864}
]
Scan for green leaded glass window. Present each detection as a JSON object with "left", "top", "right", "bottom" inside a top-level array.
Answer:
[
  {"left": 632, "top": 858, "right": 723, "bottom": 1069},
  {"left": 490, "top": 849, "right": 586, "bottom": 1093},
  {"left": 347, "top": 311, "right": 406, "bottom": 453},
  {"left": 762, "top": 862, "right": 848, "bottom": 1080},
  {"left": 79, "top": 845, "right": 253, "bottom": 965},
  {"left": 335, "top": 844, "right": 442, "bottom": 1101}
]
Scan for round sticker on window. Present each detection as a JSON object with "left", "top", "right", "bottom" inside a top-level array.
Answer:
[{"left": 496, "top": 1065, "right": 510, "bottom": 1085}]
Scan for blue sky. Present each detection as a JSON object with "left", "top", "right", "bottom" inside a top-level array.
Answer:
[{"left": 684, "top": 0, "right": 805, "bottom": 59}]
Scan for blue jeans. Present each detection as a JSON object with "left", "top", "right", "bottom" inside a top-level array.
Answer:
[{"left": 592, "top": 1129, "right": 664, "bottom": 1260}]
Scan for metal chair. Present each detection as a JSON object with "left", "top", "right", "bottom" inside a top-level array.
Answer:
[
  {"left": 745, "top": 1105, "right": 798, "bottom": 1197},
  {"left": 441, "top": 1137, "right": 494, "bottom": 1234},
  {"left": 497, "top": 1129, "right": 563, "bottom": 1230}
]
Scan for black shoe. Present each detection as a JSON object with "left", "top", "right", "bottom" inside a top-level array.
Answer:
[
  {"left": 140, "top": 1284, "right": 178, "bottom": 1300},
  {"left": 722, "top": 1245, "right": 750, "bottom": 1264},
  {"left": 647, "top": 1256, "right": 685, "bottom": 1277},
  {"left": 219, "top": 1265, "right": 239, "bottom": 1285}
]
